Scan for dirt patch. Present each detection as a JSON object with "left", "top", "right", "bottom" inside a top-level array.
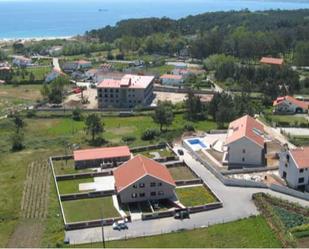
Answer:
[
  {"left": 7, "top": 219, "right": 44, "bottom": 248},
  {"left": 297, "top": 237, "right": 309, "bottom": 248},
  {"left": 107, "top": 126, "right": 136, "bottom": 135}
]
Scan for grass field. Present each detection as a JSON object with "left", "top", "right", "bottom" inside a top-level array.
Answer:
[
  {"left": 176, "top": 186, "right": 217, "bottom": 207},
  {"left": 62, "top": 197, "right": 120, "bottom": 223},
  {"left": 265, "top": 114, "right": 308, "bottom": 127},
  {"left": 11, "top": 66, "right": 51, "bottom": 83},
  {"left": 0, "top": 84, "right": 42, "bottom": 115},
  {"left": 75, "top": 216, "right": 282, "bottom": 248},
  {"left": 168, "top": 166, "right": 196, "bottom": 180},
  {"left": 52, "top": 159, "right": 95, "bottom": 175},
  {"left": 57, "top": 177, "right": 93, "bottom": 195},
  {"left": 139, "top": 148, "right": 174, "bottom": 159}
]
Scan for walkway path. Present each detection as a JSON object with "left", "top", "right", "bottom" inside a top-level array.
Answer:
[{"left": 66, "top": 148, "right": 308, "bottom": 245}]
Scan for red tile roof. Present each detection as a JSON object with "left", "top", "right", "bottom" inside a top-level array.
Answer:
[
  {"left": 97, "top": 74, "right": 154, "bottom": 89},
  {"left": 260, "top": 57, "right": 284, "bottom": 65},
  {"left": 113, "top": 155, "right": 176, "bottom": 192},
  {"left": 290, "top": 147, "right": 309, "bottom": 169},
  {"left": 73, "top": 146, "right": 130, "bottom": 161},
  {"left": 226, "top": 115, "right": 264, "bottom": 147},
  {"left": 273, "top": 96, "right": 309, "bottom": 110}
]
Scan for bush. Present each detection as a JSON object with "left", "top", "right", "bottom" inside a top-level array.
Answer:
[
  {"left": 183, "top": 123, "right": 195, "bottom": 132},
  {"left": 122, "top": 135, "right": 136, "bottom": 143},
  {"left": 72, "top": 107, "right": 83, "bottom": 121},
  {"left": 141, "top": 128, "right": 160, "bottom": 141},
  {"left": 26, "top": 109, "right": 36, "bottom": 118}
]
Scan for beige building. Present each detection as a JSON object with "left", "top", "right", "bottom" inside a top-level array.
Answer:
[
  {"left": 97, "top": 74, "right": 154, "bottom": 108},
  {"left": 223, "top": 115, "right": 266, "bottom": 168},
  {"left": 279, "top": 147, "right": 309, "bottom": 191},
  {"left": 114, "top": 155, "right": 176, "bottom": 203}
]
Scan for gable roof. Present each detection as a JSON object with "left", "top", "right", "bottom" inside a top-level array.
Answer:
[
  {"left": 290, "top": 147, "right": 309, "bottom": 169},
  {"left": 160, "top": 74, "right": 183, "bottom": 80},
  {"left": 74, "top": 146, "right": 130, "bottom": 161},
  {"left": 225, "top": 115, "right": 264, "bottom": 148},
  {"left": 273, "top": 96, "right": 309, "bottom": 110},
  {"left": 113, "top": 155, "right": 176, "bottom": 192},
  {"left": 260, "top": 57, "right": 284, "bottom": 65}
]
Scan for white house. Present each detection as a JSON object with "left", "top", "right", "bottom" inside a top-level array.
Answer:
[
  {"left": 273, "top": 96, "right": 308, "bottom": 114},
  {"left": 12, "top": 56, "right": 32, "bottom": 67},
  {"left": 113, "top": 155, "right": 176, "bottom": 203},
  {"left": 223, "top": 115, "right": 266, "bottom": 168},
  {"left": 160, "top": 74, "right": 184, "bottom": 86},
  {"left": 279, "top": 147, "right": 309, "bottom": 191},
  {"left": 45, "top": 68, "right": 65, "bottom": 83}
]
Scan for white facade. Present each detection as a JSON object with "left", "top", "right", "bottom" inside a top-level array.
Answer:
[
  {"left": 117, "top": 175, "right": 175, "bottom": 203},
  {"left": 225, "top": 137, "right": 265, "bottom": 167},
  {"left": 279, "top": 150, "right": 309, "bottom": 191},
  {"left": 274, "top": 100, "right": 304, "bottom": 113}
]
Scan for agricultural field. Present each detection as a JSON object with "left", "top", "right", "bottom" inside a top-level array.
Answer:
[
  {"left": 62, "top": 197, "right": 120, "bottom": 223},
  {"left": 176, "top": 186, "right": 217, "bottom": 207},
  {"left": 168, "top": 166, "right": 196, "bottom": 180},
  {"left": 57, "top": 177, "right": 93, "bottom": 195},
  {"left": 75, "top": 216, "right": 282, "bottom": 248}
]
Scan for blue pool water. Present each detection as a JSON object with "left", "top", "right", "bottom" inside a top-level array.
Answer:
[{"left": 188, "top": 139, "right": 207, "bottom": 148}]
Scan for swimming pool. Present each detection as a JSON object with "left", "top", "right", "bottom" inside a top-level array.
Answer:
[
  {"left": 184, "top": 138, "right": 208, "bottom": 151},
  {"left": 187, "top": 139, "right": 207, "bottom": 148}
]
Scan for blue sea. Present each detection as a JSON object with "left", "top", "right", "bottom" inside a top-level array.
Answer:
[{"left": 0, "top": 0, "right": 308, "bottom": 39}]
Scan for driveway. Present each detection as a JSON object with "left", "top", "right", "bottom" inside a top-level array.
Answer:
[
  {"left": 66, "top": 147, "right": 308, "bottom": 245},
  {"left": 276, "top": 127, "right": 309, "bottom": 136}
]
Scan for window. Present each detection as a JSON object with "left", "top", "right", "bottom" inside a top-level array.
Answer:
[
  {"left": 286, "top": 154, "right": 290, "bottom": 162},
  {"left": 139, "top": 193, "right": 145, "bottom": 197},
  {"left": 131, "top": 193, "right": 137, "bottom": 198},
  {"left": 158, "top": 182, "right": 162, "bottom": 186},
  {"left": 242, "top": 157, "right": 245, "bottom": 162},
  {"left": 298, "top": 177, "right": 304, "bottom": 184},
  {"left": 133, "top": 184, "right": 137, "bottom": 189},
  {"left": 285, "top": 163, "right": 288, "bottom": 168},
  {"left": 158, "top": 191, "right": 164, "bottom": 196},
  {"left": 150, "top": 192, "right": 156, "bottom": 196},
  {"left": 150, "top": 182, "right": 156, "bottom": 187},
  {"left": 282, "top": 171, "right": 287, "bottom": 178},
  {"left": 300, "top": 169, "right": 304, "bottom": 173},
  {"left": 139, "top": 183, "right": 145, "bottom": 188},
  {"left": 242, "top": 149, "right": 246, "bottom": 153}
]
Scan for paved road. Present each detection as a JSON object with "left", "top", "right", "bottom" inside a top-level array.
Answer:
[
  {"left": 52, "top": 57, "right": 61, "bottom": 71},
  {"left": 66, "top": 148, "right": 308, "bottom": 245}
]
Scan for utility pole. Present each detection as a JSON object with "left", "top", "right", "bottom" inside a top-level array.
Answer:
[{"left": 101, "top": 207, "right": 106, "bottom": 248}]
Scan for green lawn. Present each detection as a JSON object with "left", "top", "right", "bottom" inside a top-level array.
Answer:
[
  {"left": 62, "top": 197, "right": 120, "bottom": 223},
  {"left": 168, "top": 166, "right": 196, "bottom": 180},
  {"left": 75, "top": 216, "right": 282, "bottom": 248},
  {"left": 139, "top": 148, "right": 174, "bottom": 159},
  {"left": 11, "top": 66, "right": 51, "bottom": 83},
  {"left": 57, "top": 177, "right": 93, "bottom": 195},
  {"left": 265, "top": 114, "right": 308, "bottom": 127},
  {"left": 176, "top": 186, "right": 217, "bottom": 207},
  {"left": 52, "top": 159, "right": 94, "bottom": 175}
]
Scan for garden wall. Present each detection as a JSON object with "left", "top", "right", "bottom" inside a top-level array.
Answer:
[
  {"left": 56, "top": 171, "right": 113, "bottom": 181},
  {"left": 60, "top": 190, "right": 116, "bottom": 201},
  {"left": 269, "top": 184, "right": 309, "bottom": 201}
]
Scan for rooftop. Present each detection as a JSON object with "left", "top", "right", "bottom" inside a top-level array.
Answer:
[
  {"left": 290, "top": 147, "right": 309, "bottom": 169},
  {"left": 273, "top": 95, "right": 309, "bottom": 110},
  {"left": 225, "top": 115, "right": 264, "bottom": 147},
  {"left": 113, "top": 155, "right": 176, "bottom": 192},
  {"left": 73, "top": 146, "right": 131, "bottom": 161},
  {"left": 260, "top": 57, "right": 284, "bottom": 65},
  {"left": 160, "top": 74, "right": 183, "bottom": 80},
  {"left": 97, "top": 74, "right": 154, "bottom": 89}
]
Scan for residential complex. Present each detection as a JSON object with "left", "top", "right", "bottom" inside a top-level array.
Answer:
[
  {"left": 97, "top": 74, "right": 155, "bottom": 108},
  {"left": 273, "top": 95, "right": 309, "bottom": 114},
  {"left": 279, "top": 147, "right": 309, "bottom": 191},
  {"left": 114, "top": 155, "right": 176, "bottom": 203},
  {"left": 12, "top": 56, "right": 32, "bottom": 67},
  {"left": 73, "top": 145, "right": 131, "bottom": 169},
  {"left": 223, "top": 115, "right": 266, "bottom": 168}
]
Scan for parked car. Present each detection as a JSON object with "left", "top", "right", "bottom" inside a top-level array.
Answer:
[
  {"left": 177, "top": 149, "right": 184, "bottom": 156},
  {"left": 174, "top": 210, "right": 190, "bottom": 219},
  {"left": 112, "top": 220, "right": 128, "bottom": 230}
]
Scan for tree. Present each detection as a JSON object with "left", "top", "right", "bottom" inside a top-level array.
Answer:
[
  {"left": 43, "top": 75, "right": 70, "bottom": 104},
  {"left": 215, "top": 93, "right": 235, "bottom": 128},
  {"left": 13, "top": 114, "right": 25, "bottom": 134},
  {"left": 152, "top": 101, "right": 174, "bottom": 132},
  {"left": 184, "top": 90, "right": 206, "bottom": 121},
  {"left": 84, "top": 114, "right": 104, "bottom": 142},
  {"left": 72, "top": 107, "right": 83, "bottom": 121},
  {"left": 294, "top": 41, "right": 309, "bottom": 66},
  {"left": 11, "top": 114, "right": 26, "bottom": 151}
]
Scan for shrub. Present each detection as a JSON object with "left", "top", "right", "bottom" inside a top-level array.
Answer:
[
  {"left": 183, "top": 123, "right": 195, "bottom": 132},
  {"left": 141, "top": 128, "right": 160, "bottom": 141},
  {"left": 26, "top": 109, "right": 36, "bottom": 118},
  {"left": 122, "top": 135, "right": 136, "bottom": 143}
]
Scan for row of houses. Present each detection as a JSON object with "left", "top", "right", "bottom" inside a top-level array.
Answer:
[{"left": 73, "top": 145, "right": 176, "bottom": 203}]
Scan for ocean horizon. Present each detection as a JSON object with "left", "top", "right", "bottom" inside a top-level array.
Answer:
[{"left": 0, "top": 0, "right": 309, "bottom": 39}]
